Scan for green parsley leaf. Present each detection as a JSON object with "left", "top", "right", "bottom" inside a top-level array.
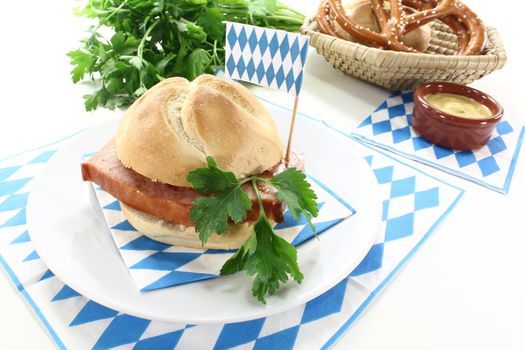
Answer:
[
  {"left": 187, "top": 157, "right": 239, "bottom": 193},
  {"left": 69, "top": 0, "right": 305, "bottom": 110},
  {"left": 187, "top": 157, "right": 252, "bottom": 244},
  {"left": 244, "top": 215, "right": 303, "bottom": 303},
  {"left": 189, "top": 156, "right": 318, "bottom": 303},
  {"left": 67, "top": 50, "right": 95, "bottom": 83},
  {"left": 268, "top": 168, "right": 319, "bottom": 231}
]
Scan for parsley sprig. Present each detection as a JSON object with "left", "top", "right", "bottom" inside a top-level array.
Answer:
[
  {"left": 187, "top": 157, "right": 318, "bottom": 303},
  {"left": 68, "top": 0, "right": 305, "bottom": 111}
]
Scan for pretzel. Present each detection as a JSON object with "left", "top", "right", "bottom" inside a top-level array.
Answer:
[{"left": 317, "top": 0, "right": 485, "bottom": 55}]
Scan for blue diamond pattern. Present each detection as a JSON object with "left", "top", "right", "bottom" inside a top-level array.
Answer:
[
  {"left": 454, "top": 150, "right": 476, "bottom": 168},
  {"left": 478, "top": 156, "right": 500, "bottom": 177},
  {"left": 401, "top": 92, "right": 414, "bottom": 103},
  {"left": 412, "top": 136, "right": 432, "bottom": 151},
  {"left": 237, "top": 27, "right": 248, "bottom": 50},
  {"left": 433, "top": 145, "right": 454, "bottom": 159},
  {"left": 215, "top": 318, "right": 265, "bottom": 349},
  {"left": 350, "top": 243, "right": 384, "bottom": 276},
  {"left": 301, "top": 278, "right": 347, "bottom": 323},
  {"left": 275, "top": 203, "right": 325, "bottom": 230},
  {"left": 414, "top": 188, "right": 439, "bottom": 211},
  {"left": 92, "top": 315, "right": 150, "bottom": 349},
  {"left": 279, "top": 36, "right": 290, "bottom": 59},
  {"left": 265, "top": 64, "right": 275, "bottom": 85},
  {"left": 385, "top": 213, "right": 414, "bottom": 241},
  {"left": 103, "top": 200, "right": 121, "bottom": 211},
  {"left": 496, "top": 120, "right": 513, "bottom": 135},
  {"left": 226, "top": 55, "right": 236, "bottom": 76},
  {"left": 10, "top": 230, "right": 30, "bottom": 244},
  {"left": 248, "top": 29, "right": 258, "bottom": 52},
  {"left": 1, "top": 208, "right": 26, "bottom": 228},
  {"left": 52, "top": 285, "right": 81, "bottom": 301},
  {"left": 29, "top": 150, "right": 56, "bottom": 163},
  {"left": 291, "top": 218, "right": 344, "bottom": 246},
  {"left": 388, "top": 104, "right": 405, "bottom": 118},
  {"left": 134, "top": 330, "right": 184, "bottom": 350},
  {"left": 289, "top": 37, "right": 300, "bottom": 61},
  {"left": 70, "top": 301, "right": 119, "bottom": 326},
  {"left": 225, "top": 24, "right": 308, "bottom": 95},
  {"left": 0, "top": 166, "right": 21, "bottom": 182},
  {"left": 372, "top": 120, "right": 392, "bottom": 136},
  {"left": 226, "top": 26, "right": 238, "bottom": 49},
  {"left": 390, "top": 176, "right": 416, "bottom": 198},
  {"left": 0, "top": 178, "right": 31, "bottom": 196},
  {"left": 373, "top": 166, "right": 394, "bottom": 184},
  {"left": 269, "top": 33, "right": 279, "bottom": 57},
  {"left": 39, "top": 269, "right": 54, "bottom": 281},
  {"left": 258, "top": 31, "right": 269, "bottom": 55},
  {"left": 23, "top": 250, "right": 39, "bottom": 262},
  {"left": 275, "top": 66, "right": 285, "bottom": 88},
  {"left": 254, "top": 326, "right": 300, "bottom": 350},
  {"left": 299, "top": 41, "right": 308, "bottom": 66},
  {"left": 131, "top": 252, "right": 201, "bottom": 271},
  {"left": 120, "top": 236, "right": 171, "bottom": 251},
  {"left": 236, "top": 57, "right": 246, "bottom": 78},
  {"left": 374, "top": 101, "right": 388, "bottom": 112},
  {"left": 246, "top": 58, "right": 256, "bottom": 80},
  {"left": 0, "top": 127, "right": 473, "bottom": 350},
  {"left": 392, "top": 126, "right": 411, "bottom": 144},
  {"left": 358, "top": 115, "right": 373, "bottom": 128},
  {"left": 294, "top": 71, "right": 304, "bottom": 94},
  {"left": 285, "top": 68, "right": 295, "bottom": 92},
  {"left": 111, "top": 220, "right": 136, "bottom": 231},
  {"left": 0, "top": 193, "right": 28, "bottom": 212},
  {"left": 353, "top": 91, "right": 523, "bottom": 193},
  {"left": 256, "top": 60, "right": 266, "bottom": 82},
  {"left": 487, "top": 136, "right": 507, "bottom": 155},
  {"left": 382, "top": 200, "right": 389, "bottom": 220},
  {"left": 143, "top": 271, "right": 216, "bottom": 291}
]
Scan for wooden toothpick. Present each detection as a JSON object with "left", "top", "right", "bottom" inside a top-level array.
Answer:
[{"left": 285, "top": 96, "right": 300, "bottom": 163}]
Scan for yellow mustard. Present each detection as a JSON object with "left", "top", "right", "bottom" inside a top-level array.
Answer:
[{"left": 424, "top": 93, "right": 492, "bottom": 119}]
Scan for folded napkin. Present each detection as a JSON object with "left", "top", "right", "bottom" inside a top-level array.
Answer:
[
  {"left": 0, "top": 102, "right": 463, "bottom": 349},
  {"left": 351, "top": 91, "right": 525, "bottom": 193},
  {"left": 92, "top": 177, "right": 354, "bottom": 291}
]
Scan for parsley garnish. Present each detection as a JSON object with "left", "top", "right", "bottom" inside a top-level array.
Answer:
[
  {"left": 68, "top": 0, "right": 305, "bottom": 111},
  {"left": 187, "top": 156, "right": 318, "bottom": 303}
]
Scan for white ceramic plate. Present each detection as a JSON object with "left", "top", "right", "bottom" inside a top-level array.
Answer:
[{"left": 27, "top": 103, "right": 381, "bottom": 324}]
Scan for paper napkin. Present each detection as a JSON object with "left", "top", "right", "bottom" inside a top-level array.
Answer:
[
  {"left": 351, "top": 91, "right": 525, "bottom": 193},
  {"left": 92, "top": 178, "right": 354, "bottom": 292},
  {"left": 0, "top": 116, "right": 463, "bottom": 349}
]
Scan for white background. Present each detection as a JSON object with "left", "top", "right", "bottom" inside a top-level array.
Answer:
[{"left": 1, "top": 1, "right": 524, "bottom": 349}]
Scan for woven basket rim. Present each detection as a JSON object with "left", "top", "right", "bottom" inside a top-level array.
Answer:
[{"left": 301, "top": 16, "right": 507, "bottom": 67}]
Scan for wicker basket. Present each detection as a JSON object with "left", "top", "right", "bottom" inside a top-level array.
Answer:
[{"left": 301, "top": 16, "right": 507, "bottom": 90}]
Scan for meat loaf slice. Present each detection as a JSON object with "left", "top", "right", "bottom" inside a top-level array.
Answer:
[{"left": 81, "top": 141, "right": 303, "bottom": 226}]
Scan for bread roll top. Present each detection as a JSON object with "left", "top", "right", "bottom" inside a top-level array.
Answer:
[{"left": 115, "top": 75, "right": 283, "bottom": 187}]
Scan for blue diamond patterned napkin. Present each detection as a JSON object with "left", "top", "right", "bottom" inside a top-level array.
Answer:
[
  {"left": 0, "top": 101, "right": 463, "bottom": 349},
  {"left": 351, "top": 91, "right": 525, "bottom": 193},
  {"left": 91, "top": 178, "right": 354, "bottom": 292}
]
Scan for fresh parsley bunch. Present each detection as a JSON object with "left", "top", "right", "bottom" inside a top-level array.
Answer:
[
  {"left": 187, "top": 157, "right": 318, "bottom": 303},
  {"left": 68, "top": 0, "right": 305, "bottom": 111}
]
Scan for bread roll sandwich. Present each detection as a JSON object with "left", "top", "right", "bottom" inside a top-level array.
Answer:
[{"left": 81, "top": 74, "right": 303, "bottom": 250}]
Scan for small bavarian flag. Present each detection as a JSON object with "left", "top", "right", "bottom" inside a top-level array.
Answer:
[{"left": 224, "top": 22, "right": 309, "bottom": 96}]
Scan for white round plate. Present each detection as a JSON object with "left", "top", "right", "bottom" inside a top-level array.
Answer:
[{"left": 27, "top": 103, "right": 381, "bottom": 324}]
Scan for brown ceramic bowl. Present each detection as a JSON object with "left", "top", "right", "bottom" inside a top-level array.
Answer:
[{"left": 412, "top": 82, "right": 504, "bottom": 150}]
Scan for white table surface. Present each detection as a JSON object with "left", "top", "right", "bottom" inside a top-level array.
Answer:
[{"left": 1, "top": 1, "right": 524, "bottom": 349}]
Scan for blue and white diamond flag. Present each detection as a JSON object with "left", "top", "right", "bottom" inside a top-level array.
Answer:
[
  {"left": 351, "top": 91, "right": 525, "bottom": 193},
  {"left": 93, "top": 178, "right": 354, "bottom": 291},
  {"left": 225, "top": 22, "right": 309, "bottom": 96}
]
